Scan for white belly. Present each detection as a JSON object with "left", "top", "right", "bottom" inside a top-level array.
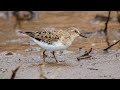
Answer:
[{"left": 31, "top": 38, "right": 68, "bottom": 51}]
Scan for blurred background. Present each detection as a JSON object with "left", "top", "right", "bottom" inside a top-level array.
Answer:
[{"left": 0, "top": 11, "right": 119, "bottom": 52}]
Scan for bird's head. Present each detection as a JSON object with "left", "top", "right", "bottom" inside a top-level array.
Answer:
[{"left": 70, "top": 27, "right": 87, "bottom": 38}]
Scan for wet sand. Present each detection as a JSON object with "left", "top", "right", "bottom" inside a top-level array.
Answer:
[{"left": 0, "top": 49, "right": 120, "bottom": 79}]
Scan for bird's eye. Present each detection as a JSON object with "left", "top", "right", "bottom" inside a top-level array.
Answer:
[{"left": 75, "top": 30, "right": 78, "bottom": 33}]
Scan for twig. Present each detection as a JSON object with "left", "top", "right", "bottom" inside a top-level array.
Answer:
[
  {"left": 77, "top": 56, "right": 92, "bottom": 61},
  {"left": 80, "top": 48, "right": 92, "bottom": 57},
  {"left": 10, "top": 66, "right": 20, "bottom": 79},
  {"left": 103, "top": 39, "right": 120, "bottom": 51},
  {"left": 103, "top": 11, "right": 111, "bottom": 46},
  {"left": 77, "top": 48, "right": 92, "bottom": 61},
  {"left": 88, "top": 68, "right": 98, "bottom": 71}
]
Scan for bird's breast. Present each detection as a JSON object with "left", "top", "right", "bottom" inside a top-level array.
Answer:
[{"left": 31, "top": 38, "right": 68, "bottom": 51}]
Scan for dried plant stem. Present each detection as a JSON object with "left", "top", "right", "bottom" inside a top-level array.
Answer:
[
  {"left": 77, "top": 48, "right": 92, "bottom": 61},
  {"left": 104, "top": 39, "right": 120, "bottom": 51},
  {"left": 11, "top": 66, "right": 20, "bottom": 79},
  {"left": 103, "top": 11, "right": 111, "bottom": 46}
]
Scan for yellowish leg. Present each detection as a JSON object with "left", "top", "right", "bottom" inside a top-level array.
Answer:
[
  {"left": 43, "top": 49, "right": 46, "bottom": 64},
  {"left": 32, "top": 49, "right": 47, "bottom": 66}
]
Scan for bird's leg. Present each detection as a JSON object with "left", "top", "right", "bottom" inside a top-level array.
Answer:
[
  {"left": 52, "top": 51, "right": 58, "bottom": 63},
  {"left": 32, "top": 49, "right": 47, "bottom": 66},
  {"left": 44, "top": 53, "right": 47, "bottom": 58},
  {"left": 43, "top": 49, "right": 47, "bottom": 64}
]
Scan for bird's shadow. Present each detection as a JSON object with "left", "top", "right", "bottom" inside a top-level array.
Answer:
[{"left": 30, "top": 61, "right": 73, "bottom": 67}]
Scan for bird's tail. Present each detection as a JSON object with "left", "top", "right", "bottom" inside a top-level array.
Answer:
[{"left": 18, "top": 30, "right": 34, "bottom": 38}]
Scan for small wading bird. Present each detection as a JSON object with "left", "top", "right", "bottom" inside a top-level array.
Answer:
[{"left": 19, "top": 27, "right": 87, "bottom": 64}]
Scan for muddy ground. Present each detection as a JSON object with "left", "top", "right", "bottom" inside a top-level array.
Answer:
[{"left": 0, "top": 11, "right": 120, "bottom": 79}]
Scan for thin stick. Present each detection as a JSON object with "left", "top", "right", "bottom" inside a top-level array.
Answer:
[
  {"left": 103, "top": 11, "right": 111, "bottom": 46},
  {"left": 80, "top": 48, "right": 92, "bottom": 57},
  {"left": 103, "top": 39, "right": 120, "bottom": 51},
  {"left": 77, "top": 56, "right": 92, "bottom": 61},
  {"left": 11, "top": 66, "right": 20, "bottom": 79},
  {"left": 77, "top": 48, "right": 92, "bottom": 61}
]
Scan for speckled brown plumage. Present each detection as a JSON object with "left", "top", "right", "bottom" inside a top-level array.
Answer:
[{"left": 24, "top": 29, "right": 72, "bottom": 45}]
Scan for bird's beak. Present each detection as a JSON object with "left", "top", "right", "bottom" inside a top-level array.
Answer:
[{"left": 79, "top": 33, "right": 87, "bottom": 38}]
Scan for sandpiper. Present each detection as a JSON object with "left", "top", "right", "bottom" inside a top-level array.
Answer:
[{"left": 19, "top": 27, "right": 87, "bottom": 64}]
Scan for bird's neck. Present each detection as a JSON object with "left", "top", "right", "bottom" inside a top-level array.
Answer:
[
  {"left": 65, "top": 33, "right": 79, "bottom": 46},
  {"left": 70, "top": 33, "right": 79, "bottom": 41},
  {"left": 59, "top": 32, "right": 79, "bottom": 47}
]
